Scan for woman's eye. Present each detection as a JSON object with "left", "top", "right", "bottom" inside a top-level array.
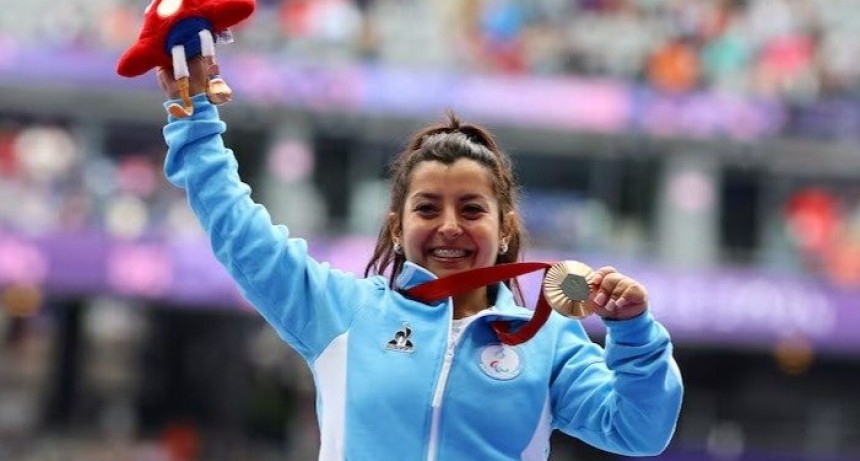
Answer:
[
  {"left": 414, "top": 203, "right": 437, "bottom": 214},
  {"left": 462, "top": 204, "right": 485, "bottom": 216}
]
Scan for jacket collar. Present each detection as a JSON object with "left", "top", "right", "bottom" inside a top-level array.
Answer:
[{"left": 395, "top": 261, "right": 438, "bottom": 291}]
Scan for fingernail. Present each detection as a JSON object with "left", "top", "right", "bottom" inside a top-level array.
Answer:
[
  {"left": 615, "top": 298, "right": 627, "bottom": 309},
  {"left": 594, "top": 292, "right": 606, "bottom": 307},
  {"left": 605, "top": 299, "right": 616, "bottom": 312}
]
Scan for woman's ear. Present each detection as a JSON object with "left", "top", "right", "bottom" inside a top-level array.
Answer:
[
  {"left": 388, "top": 211, "right": 401, "bottom": 243},
  {"left": 500, "top": 211, "right": 516, "bottom": 244}
]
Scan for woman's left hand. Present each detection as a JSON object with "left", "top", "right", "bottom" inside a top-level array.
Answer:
[{"left": 588, "top": 266, "right": 648, "bottom": 320}]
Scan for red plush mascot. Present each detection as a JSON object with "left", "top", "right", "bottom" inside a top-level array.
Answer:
[{"left": 117, "top": 0, "right": 256, "bottom": 118}]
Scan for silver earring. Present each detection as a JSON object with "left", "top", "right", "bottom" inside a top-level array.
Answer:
[
  {"left": 499, "top": 242, "right": 509, "bottom": 255},
  {"left": 393, "top": 242, "right": 403, "bottom": 255}
]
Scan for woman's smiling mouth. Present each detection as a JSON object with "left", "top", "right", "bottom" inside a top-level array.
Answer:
[{"left": 430, "top": 248, "right": 471, "bottom": 259}]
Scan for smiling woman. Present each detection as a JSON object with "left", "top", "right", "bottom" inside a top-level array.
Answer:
[
  {"left": 400, "top": 161, "right": 504, "bottom": 283},
  {"left": 367, "top": 116, "right": 522, "bottom": 288},
  {"left": 156, "top": 55, "right": 683, "bottom": 459}
]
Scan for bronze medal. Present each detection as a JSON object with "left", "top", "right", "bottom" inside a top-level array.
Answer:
[{"left": 543, "top": 260, "right": 595, "bottom": 318}]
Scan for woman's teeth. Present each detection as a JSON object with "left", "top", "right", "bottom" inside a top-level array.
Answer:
[{"left": 432, "top": 248, "right": 467, "bottom": 258}]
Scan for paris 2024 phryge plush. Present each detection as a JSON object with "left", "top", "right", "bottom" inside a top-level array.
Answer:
[{"left": 116, "top": 0, "right": 256, "bottom": 118}]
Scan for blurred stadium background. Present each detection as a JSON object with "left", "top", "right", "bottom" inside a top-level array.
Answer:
[{"left": 1, "top": 0, "right": 860, "bottom": 460}]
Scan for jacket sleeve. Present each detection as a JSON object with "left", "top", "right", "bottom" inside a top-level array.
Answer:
[
  {"left": 549, "top": 311, "right": 684, "bottom": 456},
  {"left": 162, "top": 94, "right": 377, "bottom": 361}
]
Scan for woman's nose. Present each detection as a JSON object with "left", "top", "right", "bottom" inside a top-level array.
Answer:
[{"left": 438, "top": 210, "right": 463, "bottom": 238}]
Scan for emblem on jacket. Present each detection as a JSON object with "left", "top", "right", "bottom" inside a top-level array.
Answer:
[
  {"left": 385, "top": 322, "right": 414, "bottom": 353},
  {"left": 479, "top": 344, "right": 522, "bottom": 380}
]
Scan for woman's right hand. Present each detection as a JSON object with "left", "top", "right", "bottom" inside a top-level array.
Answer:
[
  {"left": 587, "top": 266, "right": 649, "bottom": 320},
  {"left": 156, "top": 56, "right": 209, "bottom": 100}
]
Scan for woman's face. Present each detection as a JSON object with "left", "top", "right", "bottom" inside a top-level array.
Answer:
[{"left": 396, "top": 158, "right": 506, "bottom": 279}]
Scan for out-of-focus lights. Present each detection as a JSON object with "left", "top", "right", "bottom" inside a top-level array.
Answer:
[
  {"left": 166, "top": 201, "right": 205, "bottom": 239},
  {"left": 99, "top": 5, "right": 140, "bottom": 48},
  {"left": 0, "top": 285, "right": 43, "bottom": 317},
  {"left": 706, "top": 421, "right": 745, "bottom": 460},
  {"left": 105, "top": 195, "right": 149, "bottom": 239},
  {"left": 13, "top": 126, "right": 78, "bottom": 183},
  {"left": 784, "top": 188, "right": 837, "bottom": 253},
  {"left": 84, "top": 297, "right": 144, "bottom": 343},
  {"left": 117, "top": 156, "right": 158, "bottom": 198},
  {"left": 268, "top": 139, "right": 314, "bottom": 183},
  {"left": 824, "top": 242, "right": 860, "bottom": 287},
  {"left": 106, "top": 244, "right": 172, "bottom": 297},
  {"left": 668, "top": 170, "right": 715, "bottom": 213},
  {"left": 82, "top": 157, "right": 118, "bottom": 198},
  {"left": 0, "top": 129, "right": 19, "bottom": 177},
  {"left": 0, "top": 236, "right": 48, "bottom": 284},
  {"left": 14, "top": 193, "right": 57, "bottom": 235},
  {"left": 773, "top": 337, "right": 814, "bottom": 375}
]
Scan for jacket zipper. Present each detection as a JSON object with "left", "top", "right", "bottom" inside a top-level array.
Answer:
[{"left": 425, "top": 313, "right": 486, "bottom": 461}]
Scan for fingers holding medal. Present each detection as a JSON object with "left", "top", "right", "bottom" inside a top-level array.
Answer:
[
  {"left": 543, "top": 261, "right": 648, "bottom": 320},
  {"left": 588, "top": 266, "right": 648, "bottom": 320}
]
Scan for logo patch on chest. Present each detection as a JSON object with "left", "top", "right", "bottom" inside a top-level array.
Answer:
[
  {"left": 385, "top": 322, "right": 414, "bottom": 353},
  {"left": 479, "top": 344, "right": 522, "bottom": 380}
]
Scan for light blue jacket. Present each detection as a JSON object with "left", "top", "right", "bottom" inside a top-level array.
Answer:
[{"left": 163, "top": 94, "right": 683, "bottom": 461}]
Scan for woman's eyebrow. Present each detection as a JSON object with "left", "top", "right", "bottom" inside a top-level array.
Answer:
[
  {"left": 409, "top": 192, "right": 441, "bottom": 201},
  {"left": 459, "top": 193, "right": 490, "bottom": 203},
  {"left": 409, "top": 192, "right": 490, "bottom": 202}
]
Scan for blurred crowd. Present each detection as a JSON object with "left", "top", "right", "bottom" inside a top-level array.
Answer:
[
  {"left": 0, "top": 122, "right": 200, "bottom": 241},
  {"left": 5, "top": 0, "right": 860, "bottom": 102},
  {"left": 776, "top": 185, "right": 860, "bottom": 287}
]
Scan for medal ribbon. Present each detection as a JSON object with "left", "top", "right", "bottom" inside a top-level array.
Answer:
[{"left": 404, "top": 262, "right": 555, "bottom": 345}]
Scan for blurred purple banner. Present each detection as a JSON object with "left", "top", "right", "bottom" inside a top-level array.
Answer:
[
  {"left": 0, "top": 231, "right": 858, "bottom": 353},
  {"left": 0, "top": 45, "right": 787, "bottom": 139}
]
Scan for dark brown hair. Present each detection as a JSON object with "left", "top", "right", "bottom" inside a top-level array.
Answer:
[{"left": 363, "top": 111, "right": 528, "bottom": 303}]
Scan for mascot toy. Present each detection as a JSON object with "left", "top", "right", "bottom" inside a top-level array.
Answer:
[{"left": 116, "top": 0, "right": 256, "bottom": 118}]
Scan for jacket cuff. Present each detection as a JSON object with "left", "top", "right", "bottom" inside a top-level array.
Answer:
[{"left": 603, "top": 310, "right": 657, "bottom": 345}]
